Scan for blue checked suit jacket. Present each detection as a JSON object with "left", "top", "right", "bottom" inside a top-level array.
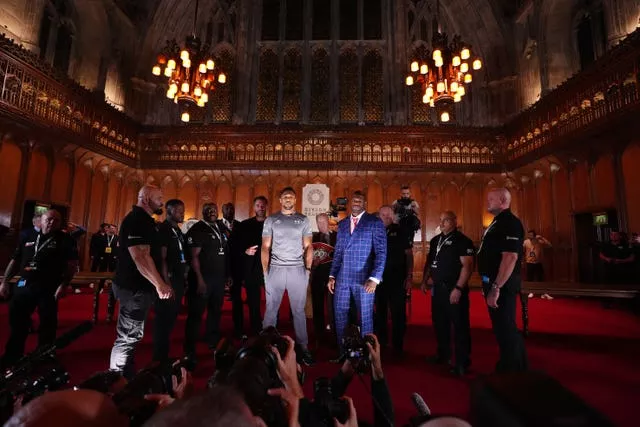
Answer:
[{"left": 330, "top": 212, "right": 387, "bottom": 285}]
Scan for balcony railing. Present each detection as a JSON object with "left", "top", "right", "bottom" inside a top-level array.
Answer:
[
  {"left": 0, "top": 34, "right": 139, "bottom": 162},
  {"left": 140, "top": 126, "right": 502, "bottom": 170}
]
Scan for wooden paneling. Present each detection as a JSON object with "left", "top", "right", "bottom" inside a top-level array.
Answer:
[
  {"left": 24, "top": 150, "right": 47, "bottom": 201},
  {"left": 70, "top": 165, "right": 90, "bottom": 225},
  {"left": 423, "top": 182, "right": 442, "bottom": 242},
  {"left": 104, "top": 179, "right": 121, "bottom": 225},
  {"left": 0, "top": 141, "right": 21, "bottom": 227},
  {"left": 181, "top": 181, "right": 198, "bottom": 220},
  {"left": 462, "top": 183, "right": 483, "bottom": 242},
  {"left": 216, "top": 180, "right": 233, "bottom": 212},
  {"left": 572, "top": 162, "right": 591, "bottom": 212},
  {"left": 623, "top": 144, "right": 640, "bottom": 233},
  {"left": 235, "top": 182, "right": 252, "bottom": 221},
  {"left": 367, "top": 181, "right": 383, "bottom": 212},
  {"left": 536, "top": 176, "right": 554, "bottom": 237},
  {"left": 593, "top": 156, "right": 616, "bottom": 208},
  {"left": 50, "top": 158, "right": 71, "bottom": 204},
  {"left": 88, "top": 175, "right": 106, "bottom": 235}
]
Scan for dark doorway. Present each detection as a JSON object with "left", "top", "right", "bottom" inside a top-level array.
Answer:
[{"left": 574, "top": 209, "right": 618, "bottom": 283}]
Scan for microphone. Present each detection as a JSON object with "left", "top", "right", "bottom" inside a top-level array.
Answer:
[{"left": 411, "top": 392, "right": 431, "bottom": 417}]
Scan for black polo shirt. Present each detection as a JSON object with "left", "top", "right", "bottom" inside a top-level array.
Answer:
[
  {"left": 114, "top": 206, "right": 162, "bottom": 292},
  {"left": 238, "top": 216, "right": 267, "bottom": 277},
  {"left": 186, "top": 220, "right": 228, "bottom": 280},
  {"left": 477, "top": 209, "right": 524, "bottom": 285},
  {"left": 383, "top": 223, "right": 413, "bottom": 277},
  {"left": 158, "top": 220, "right": 187, "bottom": 281},
  {"left": 427, "top": 230, "right": 475, "bottom": 285},
  {"left": 601, "top": 243, "right": 633, "bottom": 261},
  {"left": 12, "top": 228, "right": 78, "bottom": 292}
]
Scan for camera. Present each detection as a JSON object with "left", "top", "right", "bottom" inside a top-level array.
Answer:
[
  {"left": 330, "top": 197, "right": 348, "bottom": 218},
  {"left": 341, "top": 325, "right": 376, "bottom": 374},
  {"left": 312, "top": 377, "right": 350, "bottom": 426},
  {"left": 111, "top": 357, "right": 190, "bottom": 427}
]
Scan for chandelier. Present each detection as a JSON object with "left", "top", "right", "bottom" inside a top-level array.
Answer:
[
  {"left": 151, "top": 0, "right": 225, "bottom": 123},
  {"left": 405, "top": 1, "right": 482, "bottom": 123}
]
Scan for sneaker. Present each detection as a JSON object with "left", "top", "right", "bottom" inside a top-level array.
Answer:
[
  {"left": 541, "top": 293, "right": 554, "bottom": 300},
  {"left": 528, "top": 293, "right": 534, "bottom": 298},
  {"left": 299, "top": 349, "right": 316, "bottom": 366}
]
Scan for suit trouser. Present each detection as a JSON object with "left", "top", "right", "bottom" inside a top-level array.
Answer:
[
  {"left": 335, "top": 280, "right": 375, "bottom": 347},
  {"left": 484, "top": 278, "right": 528, "bottom": 372},
  {"left": 431, "top": 282, "right": 471, "bottom": 368},
  {"left": 152, "top": 275, "right": 185, "bottom": 362},
  {"left": 263, "top": 265, "right": 309, "bottom": 346},
  {"left": 184, "top": 276, "right": 226, "bottom": 355},
  {"left": 375, "top": 274, "right": 407, "bottom": 350},
  {"left": 109, "top": 284, "right": 155, "bottom": 379},
  {"left": 2, "top": 285, "right": 58, "bottom": 368}
]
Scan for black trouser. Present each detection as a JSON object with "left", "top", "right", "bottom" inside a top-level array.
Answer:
[
  {"left": 232, "top": 268, "right": 263, "bottom": 336},
  {"left": 109, "top": 284, "right": 155, "bottom": 379},
  {"left": 311, "top": 264, "right": 332, "bottom": 336},
  {"left": 90, "top": 256, "right": 100, "bottom": 272},
  {"left": 184, "top": 276, "right": 226, "bottom": 356},
  {"left": 375, "top": 274, "right": 407, "bottom": 351},
  {"left": 431, "top": 281, "right": 471, "bottom": 368},
  {"left": 230, "top": 270, "right": 245, "bottom": 335},
  {"left": 484, "top": 277, "right": 528, "bottom": 372},
  {"left": 2, "top": 285, "right": 58, "bottom": 368},
  {"left": 526, "top": 263, "right": 544, "bottom": 282},
  {"left": 152, "top": 275, "right": 185, "bottom": 362}
]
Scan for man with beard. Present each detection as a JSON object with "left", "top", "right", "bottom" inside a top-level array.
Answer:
[
  {"left": 0, "top": 209, "right": 78, "bottom": 368},
  {"left": 261, "top": 187, "right": 315, "bottom": 365},
  {"left": 184, "top": 203, "right": 229, "bottom": 362},
  {"left": 477, "top": 188, "right": 528, "bottom": 373},
  {"left": 109, "top": 185, "right": 174, "bottom": 378},
  {"left": 154, "top": 199, "right": 187, "bottom": 362},
  {"left": 233, "top": 196, "right": 268, "bottom": 337},
  {"left": 328, "top": 191, "right": 387, "bottom": 348}
]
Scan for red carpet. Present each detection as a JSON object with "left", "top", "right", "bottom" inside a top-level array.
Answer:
[{"left": 2, "top": 291, "right": 640, "bottom": 426}]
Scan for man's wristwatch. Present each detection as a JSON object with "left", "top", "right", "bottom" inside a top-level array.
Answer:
[{"left": 491, "top": 283, "right": 501, "bottom": 291}]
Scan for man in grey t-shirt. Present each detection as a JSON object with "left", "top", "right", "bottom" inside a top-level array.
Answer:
[{"left": 261, "top": 187, "right": 315, "bottom": 365}]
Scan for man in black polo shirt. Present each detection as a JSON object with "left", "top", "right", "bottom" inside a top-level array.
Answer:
[
  {"left": 0, "top": 209, "right": 78, "bottom": 368},
  {"left": 421, "top": 211, "right": 474, "bottom": 376},
  {"left": 375, "top": 206, "right": 413, "bottom": 356},
  {"left": 154, "top": 199, "right": 187, "bottom": 362},
  {"left": 109, "top": 185, "right": 174, "bottom": 378},
  {"left": 477, "top": 188, "right": 528, "bottom": 373},
  {"left": 184, "top": 203, "right": 229, "bottom": 361}
]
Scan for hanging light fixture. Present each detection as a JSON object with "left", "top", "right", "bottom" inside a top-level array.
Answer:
[
  {"left": 151, "top": 0, "right": 226, "bottom": 123},
  {"left": 405, "top": 0, "right": 482, "bottom": 123}
]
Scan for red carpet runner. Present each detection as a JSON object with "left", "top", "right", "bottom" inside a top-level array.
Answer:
[{"left": 1, "top": 291, "right": 639, "bottom": 426}]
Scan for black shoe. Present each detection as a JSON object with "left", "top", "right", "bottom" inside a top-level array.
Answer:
[
  {"left": 300, "top": 349, "right": 316, "bottom": 367},
  {"left": 426, "top": 355, "right": 450, "bottom": 365},
  {"left": 450, "top": 366, "right": 467, "bottom": 377}
]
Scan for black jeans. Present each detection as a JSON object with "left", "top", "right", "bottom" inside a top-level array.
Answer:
[
  {"left": 184, "top": 276, "right": 226, "bottom": 356},
  {"left": 526, "top": 263, "right": 544, "bottom": 282},
  {"left": 375, "top": 275, "right": 407, "bottom": 351},
  {"left": 484, "top": 278, "right": 528, "bottom": 372},
  {"left": 231, "top": 270, "right": 263, "bottom": 336},
  {"left": 152, "top": 275, "right": 185, "bottom": 362},
  {"left": 2, "top": 285, "right": 57, "bottom": 368},
  {"left": 431, "top": 282, "right": 471, "bottom": 368},
  {"left": 109, "top": 284, "right": 155, "bottom": 379}
]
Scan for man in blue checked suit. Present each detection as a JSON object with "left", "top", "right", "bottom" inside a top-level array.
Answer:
[{"left": 328, "top": 191, "right": 387, "bottom": 347}]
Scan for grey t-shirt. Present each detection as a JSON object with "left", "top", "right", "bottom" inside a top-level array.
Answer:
[{"left": 262, "top": 212, "right": 313, "bottom": 267}]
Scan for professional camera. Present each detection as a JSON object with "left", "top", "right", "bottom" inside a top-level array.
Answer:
[
  {"left": 210, "top": 327, "right": 301, "bottom": 426},
  {"left": 111, "top": 357, "right": 190, "bottom": 427},
  {"left": 312, "top": 377, "right": 350, "bottom": 426},
  {"left": 341, "top": 325, "right": 376, "bottom": 374},
  {"left": 330, "top": 197, "right": 348, "bottom": 218},
  {"left": 394, "top": 198, "right": 421, "bottom": 234}
]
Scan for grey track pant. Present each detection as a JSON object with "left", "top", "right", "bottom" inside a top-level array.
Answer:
[{"left": 262, "top": 265, "right": 309, "bottom": 346}]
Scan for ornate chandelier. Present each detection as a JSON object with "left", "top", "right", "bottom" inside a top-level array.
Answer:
[
  {"left": 405, "top": 1, "right": 482, "bottom": 123},
  {"left": 151, "top": 0, "right": 225, "bottom": 123}
]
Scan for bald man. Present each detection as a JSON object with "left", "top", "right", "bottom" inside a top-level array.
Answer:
[
  {"left": 1, "top": 209, "right": 78, "bottom": 368},
  {"left": 477, "top": 188, "right": 528, "bottom": 372},
  {"left": 109, "top": 185, "right": 174, "bottom": 378}
]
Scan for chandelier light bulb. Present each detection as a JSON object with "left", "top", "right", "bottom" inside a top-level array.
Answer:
[
  {"left": 429, "top": 99, "right": 435, "bottom": 107},
  {"left": 461, "top": 48, "right": 470, "bottom": 60},
  {"left": 454, "top": 94, "right": 462, "bottom": 102},
  {"left": 440, "top": 111, "right": 450, "bottom": 122},
  {"left": 183, "top": 58, "right": 191, "bottom": 68},
  {"left": 433, "top": 49, "right": 442, "bottom": 60},
  {"left": 218, "top": 73, "right": 226, "bottom": 83},
  {"left": 426, "top": 86, "right": 434, "bottom": 98},
  {"left": 422, "top": 94, "right": 429, "bottom": 104},
  {"left": 164, "top": 67, "right": 172, "bottom": 77},
  {"left": 194, "top": 86, "right": 202, "bottom": 97},
  {"left": 181, "top": 111, "right": 190, "bottom": 122},
  {"left": 450, "top": 81, "right": 459, "bottom": 93},
  {"left": 152, "top": 65, "right": 161, "bottom": 76},
  {"left": 197, "top": 99, "right": 206, "bottom": 107},
  {"left": 166, "top": 89, "right": 174, "bottom": 98},
  {"left": 420, "top": 64, "right": 428, "bottom": 74},
  {"left": 180, "top": 50, "right": 189, "bottom": 61},
  {"left": 411, "top": 61, "right": 419, "bottom": 72},
  {"left": 452, "top": 56, "right": 461, "bottom": 67},
  {"left": 460, "top": 62, "right": 469, "bottom": 73},
  {"left": 201, "top": 93, "right": 208, "bottom": 103},
  {"left": 206, "top": 59, "right": 215, "bottom": 70},
  {"left": 167, "top": 59, "right": 176, "bottom": 70},
  {"left": 436, "top": 81, "right": 445, "bottom": 93},
  {"left": 170, "top": 83, "right": 178, "bottom": 92},
  {"left": 458, "top": 86, "right": 466, "bottom": 96},
  {"left": 199, "top": 63, "right": 207, "bottom": 73},
  {"left": 464, "top": 73, "right": 472, "bottom": 83},
  {"left": 473, "top": 59, "right": 482, "bottom": 70},
  {"left": 405, "top": 76, "right": 414, "bottom": 86},
  {"left": 181, "top": 82, "right": 189, "bottom": 93},
  {"left": 435, "top": 57, "right": 443, "bottom": 68}
]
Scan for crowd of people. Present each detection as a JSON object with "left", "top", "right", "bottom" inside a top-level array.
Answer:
[{"left": 6, "top": 182, "right": 629, "bottom": 426}]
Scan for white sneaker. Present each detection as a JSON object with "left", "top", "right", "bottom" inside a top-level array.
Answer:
[
  {"left": 74, "top": 288, "right": 81, "bottom": 294},
  {"left": 528, "top": 293, "right": 534, "bottom": 298},
  {"left": 541, "top": 293, "right": 553, "bottom": 300}
]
